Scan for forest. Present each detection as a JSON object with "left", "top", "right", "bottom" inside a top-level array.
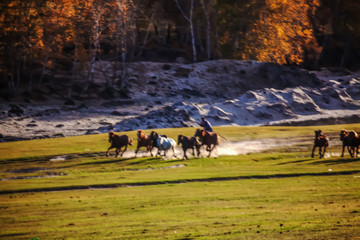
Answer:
[{"left": 0, "top": 0, "right": 359, "bottom": 98}]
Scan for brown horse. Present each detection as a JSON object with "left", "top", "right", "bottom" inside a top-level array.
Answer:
[
  {"left": 340, "top": 129, "right": 356, "bottom": 157},
  {"left": 106, "top": 131, "right": 133, "bottom": 157},
  {"left": 347, "top": 130, "right": 360, "bottom": 157},
  {"left": 135, "top": 130, "right": 154, "bottom": 157},
  {"left": 194, "top": 129, "right": 219, "bottom": 157},
  {"left": 311, "top": 130, "right": 329, "bottom": 158},
  {"left": 178, "top": 135, "right": 201, "bottom": 160}
]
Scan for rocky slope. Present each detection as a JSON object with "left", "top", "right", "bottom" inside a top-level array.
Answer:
[{"left": 0, "top": 60, "right": 359, "bottom": 141}]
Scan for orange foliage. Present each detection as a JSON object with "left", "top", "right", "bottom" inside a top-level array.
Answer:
[{"left": 245, "top": 0, "right": 320, "bottom": 65}]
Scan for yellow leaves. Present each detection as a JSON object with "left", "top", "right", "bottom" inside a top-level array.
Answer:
[{"left": 245, "top": 0, "right": 320, "bottom": 65}]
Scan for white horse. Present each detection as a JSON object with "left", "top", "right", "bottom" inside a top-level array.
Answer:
[{"left": 150, "top": 131, "right": 177, "bottom": 158}]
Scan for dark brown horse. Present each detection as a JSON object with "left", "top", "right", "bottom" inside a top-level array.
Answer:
[
  {"left": 194, "top": 129, "right": 219, "bottom": 157},
  {"left": 347, "top": 130, "right": 360, "bottom": 157},
  {"left": 135, "top": 130, "right": 154, "bottom": 157},
  {"left": 178, "top": 135, "right": 201, "bottom": 160},
  {"left": 106, "top": 131, "right": 133, "bottom": 157},
  {"left": 311, "top": 130, "right": 329, "bottom": 158},
  {"left": 340, "top": 129, "right": 356, "bottom": 157}
]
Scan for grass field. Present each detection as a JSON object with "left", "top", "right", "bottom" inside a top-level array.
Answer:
[{"left": 0, "top": 124, "right": 359, "bottom": 239}]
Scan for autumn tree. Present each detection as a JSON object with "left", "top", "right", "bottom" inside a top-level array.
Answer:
[{"left": 244, "top": 0, "right": 320, "bottom": 65}]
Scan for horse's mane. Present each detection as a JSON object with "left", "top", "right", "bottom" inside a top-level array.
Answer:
[
  {"left": 138, "top": 130, "right": 145, "bottom": 139},
  {"left": 349, "top": 130, "right": 358, "bottom": 138}
]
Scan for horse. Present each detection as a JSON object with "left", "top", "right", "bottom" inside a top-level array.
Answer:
[
  {"left": 347, "top": 130, "right": 360, "bottom": 157},
  {"left": 311, "top": 130, "right": 329, "bottom": 158},
  {"left": 194, "top": 129, "right": 219, "bottom": 157},
  {"left": 340, "top": 129, "right": 356, "bottom": 157},
  {"left": 177, "top": 135, "right": 201, "bottom": 160},
  {"left": 135, "top": 130, "right": 154, "bottom": 157},
  {"left": 150, "top": 131, "right": 177, "bottom": 158},
  {"left": 106, "top": 131, "right": 133, "bottom": 157}
]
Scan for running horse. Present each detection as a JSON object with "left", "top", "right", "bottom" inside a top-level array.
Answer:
[
  {"left": 150, "top": 131, "right": 177, "bottom": 158},
  {"left": 311, "top": 130, "right": 329, "bottom": 158},
  {"left": 178, "top": 135, "right": 201, "bottom": 160},
  {"left": 340, "top": 129, "right": 353, "bottom": 157},
  {"left": 106, "top": 131, "right": 133, "bottom": 157},
  {"left": 194, "top": 129, "right": 219, "bottom": 157},
  {"left": 135, "top": 130, "right": 154, "bottom": 157},
  {"left": 347, "top": 130, "right": 360, "bottom": 157}
]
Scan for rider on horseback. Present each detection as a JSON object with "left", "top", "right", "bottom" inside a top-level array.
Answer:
[{"left": 200, "top": 117, "right": 213, "bottom": 132}]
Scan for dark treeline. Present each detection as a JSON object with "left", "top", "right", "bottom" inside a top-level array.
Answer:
[{"left": 0, "top": 0, "right": 359, "bottom": 98}]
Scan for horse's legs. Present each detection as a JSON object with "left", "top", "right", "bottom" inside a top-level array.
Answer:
[
  {"left": 318, "top": 146, "right": 322, "bottom": 158},
  {"left": 106, "top": 146, "right": 114, "bottom": 157},
  {"left": 207, "top": 144, "right": 215, "bottom": 157},
  {"left": 311, "top": 145, "right": 316, "bottom": 158},
  {"left": 172, "top": 146, "right": 176, "bottom": 158},
  {"left": 157, "top": 148, "right": 161, "bottom": 157},
  {"left": 196, "top": 145, "right": 201, "bottom": 157},
  {"left": 115, "top": 147, "right": 121, "bottom": 158},
  {"left": 350, "top": 146, "right": 357, "bottom": 157},
  {"left": 183, "top": 147, "right": 188, "bottom": 160},
  {"left": 348, "top": 146, "right": 354, "bottom": 157},
  {"left": 149, "top": 146, "right": 154, "bottom": 157},
  {"left": 121, "top": 145, "right": 127, "bottom": 157},
  {"left": 322, "top": 146, "right": 327, "bottom": 158},
  {"left": 135, "top": 144, "right": 140, "bottom": 157}
]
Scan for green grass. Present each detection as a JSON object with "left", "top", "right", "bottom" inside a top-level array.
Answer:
[{"left": 0, "top": 124, "right": 359, "bottom": 239}]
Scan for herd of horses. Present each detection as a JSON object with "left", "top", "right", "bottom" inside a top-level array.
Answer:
[
  {"left": 106, "top": 128, "right": 360, "bottom": 160},
  {"left": 312, "top": 129, "right": 360, "bottom": 158},
  {"left": 106, "top": 129, "right": 219, "bottom": 159}
]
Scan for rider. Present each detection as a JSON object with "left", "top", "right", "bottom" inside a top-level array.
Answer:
[{"left": 200, "top": 117, "right": 213, "bottom": 132}]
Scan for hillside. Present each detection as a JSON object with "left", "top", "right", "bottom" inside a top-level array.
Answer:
[{"left": 1, "top": 60, "right": 360, "bottom": 141}]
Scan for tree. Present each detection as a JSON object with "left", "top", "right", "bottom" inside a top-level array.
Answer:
[
  {"left": 200, "top": 0, "right": 214, "bottom": 60},
  {"left": 244, "top": 0, "right": 320, "bottom": 65},
  {"left": 174, "top": 0, "right": 197, "bottom": 62}
]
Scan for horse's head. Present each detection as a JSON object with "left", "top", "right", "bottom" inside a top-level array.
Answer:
[
  {"left": 137, "top": 130, "right": 144, "bottom": 141},
  {"left": 315, "top": 130, "right": 322, "bottom": 138},
  {"left": 340, "top": 129, "right": 348, "bottom": 141},
  {"left": 150, "top": 131, "right": 159, "bottom": 140},
  {"left": 108, "top": 131, "right": 115, "bottom": 143},
  {"left": 177, "top": 135, "right": 183, "bottom": 145},
  {"left": 194, "top": 129, "right": 201, "bottom": 137}
]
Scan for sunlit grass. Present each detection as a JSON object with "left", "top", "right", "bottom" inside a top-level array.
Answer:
[{"left": 0, "top": 124, "right": 359, "bottom": 239}]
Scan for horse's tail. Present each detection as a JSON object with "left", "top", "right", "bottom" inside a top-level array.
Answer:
[
  {"left": 128, "top": 137, "right": 133, "bottom": 146},
  {"left": 216, "top": 134, "right": 220, "bottom": 145}
]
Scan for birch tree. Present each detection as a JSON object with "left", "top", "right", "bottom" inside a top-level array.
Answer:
[
  {"left": 113, "top": 0, "right": 136, "bottom": 91},
  {"left": 85, "top": 0, "right": 105, "bottom": 91},
  {"left": 200, "top": 0, "right": 213, "bottom": 60},
  {"left": 174, "top": 0, "right": 197, "bottom": 62}
]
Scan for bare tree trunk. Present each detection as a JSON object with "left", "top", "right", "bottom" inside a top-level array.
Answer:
[
  {"left": 174, "top": 0, "right": 197, "bottom": 62},
  {"left": 113, "top": 21, "right": 120, "bottom": 86},
  {"left": 72, "top": 26, "right": 80, "bottom": 81},
  {"left": 39, "top": 46, "right": 49, "bottom": 86},
  {"left": 340, "top": 34, "right": 351, "bottom": 68},
  {"left": 85, "top": 1, "right": 102, "bottom": 91},
  {"left": 196, "top": 20, "right": 205, "bottom": 56},
  {"left": 120, "top": 20, "right": 127, "bottom": 90},
  {"left": 137, "top": 11, "right": 156, "bottom": 57},
  {"left": 200, "top": 0, "right": 212, "bottom": 60}
]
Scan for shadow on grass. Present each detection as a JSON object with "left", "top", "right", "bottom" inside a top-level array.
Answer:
[
  {"left": 310, "top": 157, "right": 360, "bottom": 165},
  {"left": 2, "top": 170, "right": 359, "bottom": 195},
  {"left": 0, "top": 151, "right": 106, "bottom": 165},
  {"left": 277, "top": 159, "right": 315, "bottom": 165},
  {"left": 64, "top": 157, "right": 132, "bottom": 168}
]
